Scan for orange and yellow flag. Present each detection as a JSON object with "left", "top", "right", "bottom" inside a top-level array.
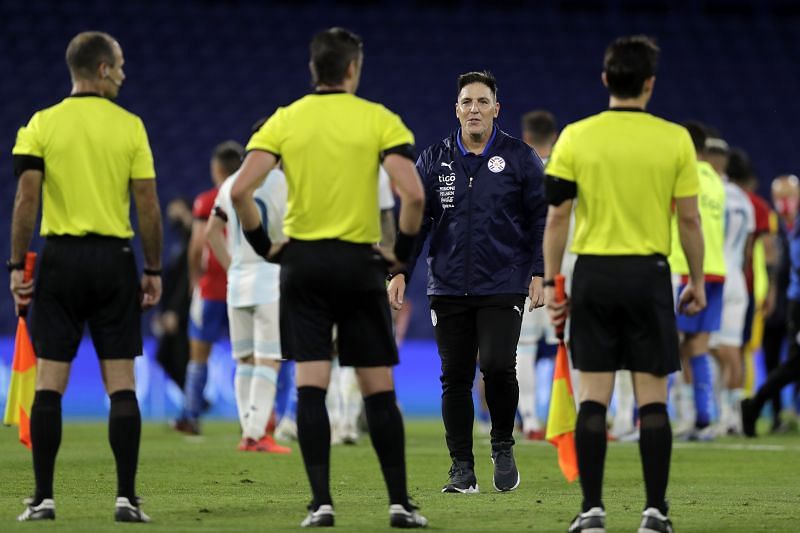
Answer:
[
  {"left": 545, "top": 341, "right": 578, "bottom": 482},
  {"left": 545, "top": 274, "right": 579, "bottom": 482},
  {"left": 4, "top": 316, "right": 37, "bottom": 449},
  {"left": 3, "top": 251, "right": 38, "bottom": 449}
]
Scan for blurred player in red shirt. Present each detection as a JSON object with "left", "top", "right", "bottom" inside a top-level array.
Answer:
[
  {"left": 173, "top": 142, "right": 241, "bottom": 435},
  {"left": 727, "top": 150, "right": 778, "bottom": 352}
]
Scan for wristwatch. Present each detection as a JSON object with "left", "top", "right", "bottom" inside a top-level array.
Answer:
[{"left": 6, "top": 259, "right": 24, "bottom": 273}]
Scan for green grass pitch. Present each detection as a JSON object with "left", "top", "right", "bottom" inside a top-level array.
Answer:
[{"left": 1, "top": 420, "right": 798, "bottom": 531}]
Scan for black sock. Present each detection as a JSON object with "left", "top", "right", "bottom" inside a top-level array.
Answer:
[
  {"left": 364, "top": 391, "right": 409, "bottom": 507},
  {"left": 31, "top": 390, "right": 62, "bottom": 503},
  {"left": 297, "top": 386, "right": 332, "bottom": 507},
  {"left": 108, "top": 390, "right": 141, "bottom": 502},
  {"left": 576, "top": 400, "right": 607, "bottom": 512},
  {"left": 483, "top": 368, "right": 518, "bottom": 448},
  {"left": 638, "top": 403, "right": 671, "bottom": 515}
]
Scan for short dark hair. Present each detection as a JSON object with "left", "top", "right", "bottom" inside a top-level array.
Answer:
[
  {"left": 522, "top": 110, "right": 557, "bottom": 144},
  {"left": 603, "top": 35, "right": 660, "bottom": 98},
  {"left": 682, "top": 120, "right": 708, "bottom": 153},
  {"left": 457, "top": 71, "right": 497, "bottom": 100},
  {"left": 727, "top": 148, "right": 753, "bottom": 185},
  {"left": 66, "top": 31, "right": 116, "bottom": 80},
  {"left": 310, "top": 27, "right": 363, "bottom": 86},
  {"left": 212, "top": 141, "right": 245, "bottom": 176}
]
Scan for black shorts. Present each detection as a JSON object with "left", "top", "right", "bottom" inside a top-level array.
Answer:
[
  {"left": 569, "top": 254, "right": 680, "bottom": 376},
  {"left": 31, "top": 235, "right": 142, "bottom": 361},
  {"left": 278, "top": 239, "right": 398, "bottom": 367}
]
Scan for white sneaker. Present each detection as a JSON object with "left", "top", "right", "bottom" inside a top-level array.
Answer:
[
  {"left": 18, "top": 498, "right": 55, "bottom": 521},
  {"left": 275, "top": 418, "right": 298, "bottom": 441},
  {"left": 300, "top": 504, "right": 334, "bottom": 527}
]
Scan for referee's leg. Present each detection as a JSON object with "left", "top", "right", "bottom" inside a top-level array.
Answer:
[
  {"left": 356, "top": 366, "right": 412, "bottom": 508},
  {"left": 295, "top": 361, "right": 335, "bottom": 508},
  {"left": 30, "top": 360, "right": 71, "bottom": 507},
  {"left": 575, "top": 372, "right": 615, "bottom": 512},
  {"left": 632, "top": 373, "right": 671, "bottom": 516},
  {"left": 100, "top": 360, "right": 141, "bottom": 504}
]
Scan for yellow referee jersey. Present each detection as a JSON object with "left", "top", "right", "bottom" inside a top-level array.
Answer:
[
  {"left": 12, "top": 94, "right": 155, "bottom": 239},
  {"left": 246, "top": 92, "right": 414, "bottom": 244},
  {"left": 546, "top": 109, "right": 699, "bottom": 256},
  {"left": 668, "top": 161, "right": 727, "bottom": 277}
]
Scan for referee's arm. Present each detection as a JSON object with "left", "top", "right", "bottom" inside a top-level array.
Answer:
[
  {"left": 542, "top": 175, "right": 575, "bottom": 327},
  {"left": 9, "top": 169, "right": 42, "bottom": 309},
  {"left": 132, "top": 179, "right": 163, "bottom": 309},
  {"left": 675, "top": 195, "right": 706, "bottom": 315}
]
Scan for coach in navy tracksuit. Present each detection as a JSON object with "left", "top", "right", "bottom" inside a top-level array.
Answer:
[{"left": 387, "top": 71, "right": 547, "bottom": 495}]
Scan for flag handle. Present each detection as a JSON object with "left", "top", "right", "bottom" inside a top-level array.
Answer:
[
  {"left": 554, "top": 274, "right": 566, "bottom": 338},
  {"left": 555, "top": 274, "right": 566, "bottom": 303},
  {"left": 18, "top": 252, "right": 37, "bottom": 318}
]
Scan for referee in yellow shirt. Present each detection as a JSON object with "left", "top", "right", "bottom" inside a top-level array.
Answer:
[
  {"left": 543, "top": 36, "right": 705, "bottom": 533},
  {"left": 231, "top": 28, "right": 427, "bottom": 528},
  {"left": 9, "top": 32, "right": 162, "bottom": 523}
]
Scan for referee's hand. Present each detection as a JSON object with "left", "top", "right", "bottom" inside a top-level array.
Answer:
[
  {"left": 141, "top": 273, "right": 162, "bottom": 310},
  {"left": 9, "top": 269, "right": 34, "bottom": 314},
  {"left": 545, "top": 286, "right": 568, "bottom": 328},
  {"left": 678, "top": 280, "right": 706, "bottom": 316}
]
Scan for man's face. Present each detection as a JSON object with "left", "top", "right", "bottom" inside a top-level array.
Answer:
[
  {"left": 455, "top": 83, "right": 499, "bottom": 140},
  {"left": 772, "top": 176, "right": 800, "bottom": 221},
  {"left": 101, "top": 41, "right": 126, "bottom": 98}
]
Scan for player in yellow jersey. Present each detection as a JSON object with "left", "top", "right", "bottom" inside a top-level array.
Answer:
[
  {"left": 668, "top": 122, "right": 727, "bottom": 442},
  {"left": 230, "top": 28, "right": 427, "bottom": 528},
  {"left": 545, "top": 36, "right": 705, "bottom": 533},
  {"left": 10, "top": 31, "right": 161, "bottom": 523}
]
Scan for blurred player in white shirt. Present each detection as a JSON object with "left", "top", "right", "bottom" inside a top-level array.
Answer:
[
  {"left": 516, "top": 111, "right": 559, "bottom": 439},
  {"left": 707, "top": 136, "right": 755, "bottom": 435},
  {"left": 206, "top": 150, "right": 291, "bottom": 453}
]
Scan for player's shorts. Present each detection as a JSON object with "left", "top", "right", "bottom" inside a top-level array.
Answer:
[
  {"left": 710, "top": 270, "right": 748, "bottom": 348},
  {"left": 570, "top": 254, "right": 680, "bottom": 376},
  {"left": 189, "top": 289, "right": 228, "bottom": 343},
  {"left": 228, "top": 301, "right": 281, "bottom": 360},
  {"left": 31, "top": 235, "right": 141, "bottom": 361},
  {"left": 519, "top": 300, "right": 558, "bottom": 346},
  {"left": 279, "top": 239, "right": 397, "bottom": 367},
  {"left": 675, "top": 281, "right": 724, "bottom": 334}
]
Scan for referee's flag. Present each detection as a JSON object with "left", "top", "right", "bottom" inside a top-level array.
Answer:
[
  {"left": 545, "top": 274, "right": 578, "bottom": 482},
  {"left": 3, "top": 252, "right": 37, "bottom": 449}
]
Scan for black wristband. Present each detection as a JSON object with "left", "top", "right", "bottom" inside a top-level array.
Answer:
[
  {"left": 6, "top": 260, "right": 24, "bottom": 273},
  {"left": 143, "top": 268, "right": 162, "bottom": 276},
  {"left": 386, "top": 271, "right": 408, "bottom": 282},
  {"left": 394, "top": 231, "right": 417, "bottom": 264},
  {"left": 543, "top": 278, "right": 556, "bottom": 287},
  {"left": 243, "top": 224, "right": 272, "bottom": 259}
]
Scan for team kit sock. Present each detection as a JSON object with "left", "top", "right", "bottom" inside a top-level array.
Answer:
[
  {"left": 245, "top": 365, "right": 278, "bottom": 440},
  {"left": 234, "top": 363, "right": 254, "bottom": 430},
  {"left": 183, "top": 361, "right": 208, "bottom": 420},
  {"left": 690, "top": 354, "right": 714, "bottom": 428}
]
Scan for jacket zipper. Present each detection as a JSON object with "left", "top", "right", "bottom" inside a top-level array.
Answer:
[{"left": 465, "top": 176, "right": 474, "bottom": 295}]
